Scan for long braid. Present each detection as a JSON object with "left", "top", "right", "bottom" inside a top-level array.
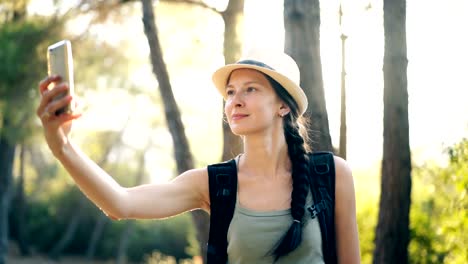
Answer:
[
  {"left": 271, "top": 115, "right": 310, "bottom": 261},
  {"left": 263, "top": 75, "right": 312, "bottom": 261}
]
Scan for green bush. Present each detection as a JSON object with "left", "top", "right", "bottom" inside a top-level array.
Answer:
[
  {"left": 354, "top": 139, "right": 468, "bottom": 263},
  {"left": 409, "top": 138, "right": 468, "bottom": 263},
  {"left": 10, "top": 183, "right": 197, "bottom": 262}
]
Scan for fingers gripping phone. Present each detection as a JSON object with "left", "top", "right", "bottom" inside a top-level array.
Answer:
[{"left": 47, "top": 40, "right": 75, "bottom": 115}]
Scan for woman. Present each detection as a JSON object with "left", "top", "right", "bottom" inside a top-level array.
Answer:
[{"left": 37, "top": 50, "right": 360, "bottom": 263}]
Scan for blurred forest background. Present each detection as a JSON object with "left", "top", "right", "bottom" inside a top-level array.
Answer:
[{"left": 0, "top": 0, "right": 467, "bottom": 263}]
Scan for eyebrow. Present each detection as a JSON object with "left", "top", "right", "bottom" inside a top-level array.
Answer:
[{"left": 226, "top": 81, "right": 262, "bottom": 89}]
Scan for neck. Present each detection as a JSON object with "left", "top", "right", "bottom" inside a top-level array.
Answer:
[{"left": 240, "top": 130, "right": 291, "bottom": 179}]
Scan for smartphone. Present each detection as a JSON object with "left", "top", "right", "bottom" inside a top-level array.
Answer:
[{"left": 47, "top": 40, "right": 74, "bottom": 115}]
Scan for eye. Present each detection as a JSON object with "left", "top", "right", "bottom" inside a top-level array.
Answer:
[
  {"left": 246, "top": 87, "right": 257, "bottom": 92},
  {"left": 226, "top": 89, "right": 234, "bottom": 96}
]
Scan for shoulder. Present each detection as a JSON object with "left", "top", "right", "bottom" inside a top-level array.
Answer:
[
  {"left": 175, "top": 167, "right": 210, "bottom": 211},
  {"left": 177, "top": 159, "right": 236, "bottom": 212},
  {"left": 333, "top": 155, "right": 353, "bottom": 184},
  {"left": 332, "top": 155, "right": 356, "bottom": 207},
  {"left": 179, "top": 167, "right": 208, "bottom": 179},
  {"left": 307, "top": 152, "right": 352, "bottom": 184}
]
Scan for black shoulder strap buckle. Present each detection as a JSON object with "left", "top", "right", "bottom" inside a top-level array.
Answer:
[
  {"left": 311, "top": 152, "right": 331, "bottom": 175},
  {"left": 308, "top": 152, "right": 334, "bottom": 217},
  {"left": 307, "top": 199, "right": 328, "bottom": 219},
  {"left": 308, "top": 151, "right": 337, "bottom": 264}
]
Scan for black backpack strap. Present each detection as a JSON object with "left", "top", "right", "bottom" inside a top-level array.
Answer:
[
  {"left": 308, "top": 151, "right": 337, "bottom": 264},
  {"left": 206, "top": 159, "right": 238, "bottom": 264}
]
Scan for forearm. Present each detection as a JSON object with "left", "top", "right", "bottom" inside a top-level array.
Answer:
[{"left": 54, "top": 141, "right": 128, "bottom": 219}]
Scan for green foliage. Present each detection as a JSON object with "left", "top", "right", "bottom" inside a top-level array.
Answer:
[
  {"left": 0, "top": 16, "right": 62, "bottom": 143},
  {"left": 19, "top": 201, "right": 63, "bottom": 250},
  {"left": 357, "top": 204, "right": 378, "bottom": 263},
  {"left": 127, "top": 216, "right": 195, "bottom": 261},
  {"left": 352, "top": 164, "right": 381, "bottom": 263},
  {"left": 354, "top": 139, "right": 468, "bottom": 263},
  {"left": 409, "top": 139, "right": 468, "bottom": 263},
  {"left": 9, "top": 185, "right": 83, "bottom": 251},
  {"left": 67, "top": 210, "right": 196, "bottom": 262},
  {"left": 10, "top": 178, "right": 197, "bottom": 262},
  {"left": 10, "top": 130, "right": 197, "bottom": 261}
]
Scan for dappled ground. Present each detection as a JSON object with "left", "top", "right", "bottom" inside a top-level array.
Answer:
[
  {"left": 6, "top": 241, "right": 126, "bottom": 264},
  {"left": 7, "top": 254, "right": 201, "bottom": 264},
  {"left": 6, "top": 242, "right": 202, "bottom": 264},
  {"left": 7, "top": 255, "right": 200, "bottom": 264},
  {"left": 7, "top": 255, "right": 114, "bottom": 264}
]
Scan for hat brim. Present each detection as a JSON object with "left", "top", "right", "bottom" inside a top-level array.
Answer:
[{"left": 212, "top": 64, "right": 308, "bottom": 115}]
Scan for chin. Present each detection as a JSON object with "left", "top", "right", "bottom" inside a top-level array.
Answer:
[
  {"left": 229, "top": 124, "right": 263, "bottom": 136},
  {"left": 230, "top": 127, "right": 247, "bottom": 136},
  {"left": 228, "top": 123, "right": 247, "bottom": 135}
]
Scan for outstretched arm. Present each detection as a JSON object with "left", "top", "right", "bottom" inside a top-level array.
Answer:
[
  {"left": 334, "top": 156, "right": 361, "bottom": 263},
  {"left": 37, "top": 76, "right": 209, "bottom": 220}
]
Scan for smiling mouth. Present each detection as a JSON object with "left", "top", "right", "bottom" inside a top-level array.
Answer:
[{"left": 231, "top": 114, "right": 249, "bottom": 120}]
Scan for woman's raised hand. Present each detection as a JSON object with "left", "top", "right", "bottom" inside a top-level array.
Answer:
[{"left": 36, "top": 75, "right": 82, "bottom": 156}]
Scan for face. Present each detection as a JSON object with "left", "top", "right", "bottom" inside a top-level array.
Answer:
[{"left": 224, "top": 68, "right": 288, "bottom": 136}]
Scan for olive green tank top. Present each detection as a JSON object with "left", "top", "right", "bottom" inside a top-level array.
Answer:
[
  {"left": 227, "top": 157, "right": 324, "bottom": 263},
  {"left": 226, "top": 195, "right": 324, "bottom": 264}
]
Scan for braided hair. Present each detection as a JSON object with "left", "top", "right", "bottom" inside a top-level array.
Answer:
[{"left": 264, "top": 74, "right": 312, "bottom": 261}]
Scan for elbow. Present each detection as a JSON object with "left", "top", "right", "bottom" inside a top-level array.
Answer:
[
  {"left": 106, "top": 213, "right": 121, "bottom": 221},
  {"left": 109, "top": 213, "right": 128, "bottom": 221},
  {"left": 103, "top": 189, "right": 131, "bottom": 220},
  {"left": 102, "top": 206, "right": 127, "bottom": 221},
  {"left": 103, "top": 207, "right": 129, "bottom": 221}
]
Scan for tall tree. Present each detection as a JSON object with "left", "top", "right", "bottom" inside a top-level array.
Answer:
[
  {"left": 0, "top": 1, "right": 61, "bottom": 262},
  {"left": 0, "top": 2, "right": 26, "bottom": 261},
  {"left": 0, "top": 127, "right": 15, "bottom": 264},
  {"left": 10, "top": 144, "right": 31, "bottom": 256},
  {"left": 221, "top": 0, "right": 244, "bottom": 161},
  {"left": 338, "top": 4, "right": 347, "bottom": 159},
  {"left": 140, "top": 0, "right": 210, "bottom": 261},
  {"left": 373, "top": 0, "right": 412, "bottom": 263},
  {"left": 85, "top": 211, "right": 109, "bottom": 259},
  {"left": 283, "top": 0, "right": 333, "bottom": 152},
  {"left": 48, "top": 198, "right": 86, "bottom": 259}
]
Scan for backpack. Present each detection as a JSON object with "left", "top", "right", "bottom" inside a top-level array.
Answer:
[{"left": 206, "top": 151, "right": 337, "bottom": 264}]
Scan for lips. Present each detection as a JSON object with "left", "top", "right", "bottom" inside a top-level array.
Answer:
[{"left": 231, "top": 113, "right": 249, "bottom": 120}]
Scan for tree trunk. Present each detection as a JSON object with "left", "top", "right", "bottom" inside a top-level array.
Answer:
[
  {"left": 26, "top": 146, "right": 51, "bottom": 196},
  {"left": 373, "top": 0, "right": 411, "bottom": 263},
  {"left": 85, "top": 214, "right": 108, "bottom": 259},
  {"left": 221, "top": 0, "right": 244, "bottom": 161},
  {"left": 48, "top": 199, "right": 85, "bottom": 259},
  {"left": 13, "top": 144, "right": 30, "bottom": 256},
  {"left": 116, "top": 219, "right": 135, "bottom": 264},
  {"left": 140, "top": 1, "right": 209, "bottom": 262},
  {"left": 339, "top": 32, "right": 347, "bottom": 159},
  {"left": 284, "top": 0, "right": 333, "bottom": 152},
  {"left": 140, "top": 0, "right": 194, "bottom": 173},
  {"left": 116, "top": 146, "right": 148, "bottom": 263},
  {"left": 0, "top": 117, "right": 16, "bottom": 264}
]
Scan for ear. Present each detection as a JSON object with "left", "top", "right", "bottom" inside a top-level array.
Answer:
[{"left": 278, "top": 103, "right": 290, "bottom": 117}]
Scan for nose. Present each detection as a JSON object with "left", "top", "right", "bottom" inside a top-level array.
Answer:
[{"left": 228, "top": 91, "right": 244, "bottom": 108}]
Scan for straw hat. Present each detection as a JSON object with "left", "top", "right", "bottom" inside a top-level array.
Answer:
[{"left": 212, "top": 49, "right": 308, "bottom": 115}]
